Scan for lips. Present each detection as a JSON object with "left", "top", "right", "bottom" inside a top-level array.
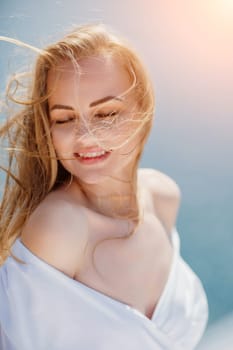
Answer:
[
  {"left": 76, "top": 150, "right": 107, "bottom": 158},
  {"left": 74, "top": 148, "right": 111, "bottom": 159},
  {"left": 73, "top": 148, "right": 111, "bottom": 164}
]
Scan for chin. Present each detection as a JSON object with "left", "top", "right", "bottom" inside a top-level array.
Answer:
[{"left": 74, "top": 172, "right": 108, "bottom": 186}]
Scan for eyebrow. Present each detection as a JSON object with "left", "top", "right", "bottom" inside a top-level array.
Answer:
[
  {"left": 50, "top": 95, "right": 123, "bottom": 112},
  {"left": 89, "top": 95, "right": 123, "bottom": 107}
]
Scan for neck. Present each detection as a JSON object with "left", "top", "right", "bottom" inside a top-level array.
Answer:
[{"left": 71, "top": 171, "right": 140, "bottom": 220}]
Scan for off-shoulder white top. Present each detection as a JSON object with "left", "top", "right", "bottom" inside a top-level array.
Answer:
[{"left": 0, "top": 227, "right": 208, "bottom": 350}]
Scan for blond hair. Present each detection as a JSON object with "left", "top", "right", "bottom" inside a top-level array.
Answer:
[{"left": 0, "top": 23, "right": 155, "bottom": 267}]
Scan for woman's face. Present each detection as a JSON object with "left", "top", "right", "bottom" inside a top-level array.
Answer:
[{"left": 47, "top": 55, "right": 143, "bottom": 185}]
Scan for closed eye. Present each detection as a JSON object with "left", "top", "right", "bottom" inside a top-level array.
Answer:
[
  {"left": 94, "top": 111, "right": 119, "bottom": 118},
  {"left": 55, "top": 117, "right": 76, "bottom": 124}
]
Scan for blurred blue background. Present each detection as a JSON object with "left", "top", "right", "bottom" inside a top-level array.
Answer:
[{"left": 1, "top": 0, "right": 233, "bottom": 341}]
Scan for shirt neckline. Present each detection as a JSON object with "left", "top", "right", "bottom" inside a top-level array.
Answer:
[{"left": 13, "top": 226, "right": 179, "bottom": 322}]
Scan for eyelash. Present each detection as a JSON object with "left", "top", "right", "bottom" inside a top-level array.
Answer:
[
  {"left": 54, "top": 111, "right": 119, "bottom": 124},
  {"left": 55, "top": 117, "right": 75, "bottom": 124},
  {"left": 94, "top": 111, "right": 119, "bottom": 118}
]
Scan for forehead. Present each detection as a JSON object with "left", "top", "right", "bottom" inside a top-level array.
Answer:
[{"left": 47, "top": 55, "right": 132, "bottom": 101}]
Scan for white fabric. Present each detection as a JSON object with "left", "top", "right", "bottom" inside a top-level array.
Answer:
[{"left": 0, "top": 227, "right": 208, "bottom": 349}]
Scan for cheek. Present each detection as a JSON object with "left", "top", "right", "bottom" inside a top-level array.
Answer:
[
  {"left": 105, "top": 121, "right": 141, "bottom": 151},
  {"left": 51, "top": 128, "right": 73, "bottom": 155}
]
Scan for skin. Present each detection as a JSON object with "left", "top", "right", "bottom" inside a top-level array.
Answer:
[
  {"left": 21, "top": 55, "right": 181, "bottom": 320},
  {"left": 47, "top": 56, "right": 142, "bottom": 216}
]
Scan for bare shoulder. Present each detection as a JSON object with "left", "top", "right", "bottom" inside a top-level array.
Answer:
[
  {"left": 20, "top": 191, "right": 88, "bottom": 278},
  {"left": 138, "top": 168, "right": 181, "bottom": 236},
  {"left": 138, "top": 168, "right": 181, "bottom": 197}
]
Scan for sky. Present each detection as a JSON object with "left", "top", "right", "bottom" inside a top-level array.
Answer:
[
  {"left": 0, "top": 0, "right": 233, "bottom": 328},
  {"left": 1, "top": 0, "right": 233, "bottom": 172}
]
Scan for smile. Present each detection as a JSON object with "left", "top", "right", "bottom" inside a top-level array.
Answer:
[
  {"left": 74, "top": 150, "right": 111, "bottom": 164},
  {"left": 78, "top": 150, "right": 107, "bottom": 158}
]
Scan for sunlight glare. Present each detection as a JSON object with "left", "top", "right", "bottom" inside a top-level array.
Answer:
[
  {"left": 204, "top": 0, "right": 233, "bottom": 28},
  {"left": 212, "top": 0, "right": 233, "bottom": 15}
]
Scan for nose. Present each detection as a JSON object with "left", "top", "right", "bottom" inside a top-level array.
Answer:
[
  {"left": 73, "top": 118, "right": 101, "bottom": 147},
  {"left": 73, "top": 117, "right": 88, "bottom": 135}
]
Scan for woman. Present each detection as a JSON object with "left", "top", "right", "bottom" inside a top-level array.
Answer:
[{"left": 0, "top": 24, "right": 208, "bottom": 349}]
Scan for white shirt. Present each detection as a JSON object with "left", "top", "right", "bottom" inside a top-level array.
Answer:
[{"left": 0, "top": 227, "right": 208, "bottom": 349}]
